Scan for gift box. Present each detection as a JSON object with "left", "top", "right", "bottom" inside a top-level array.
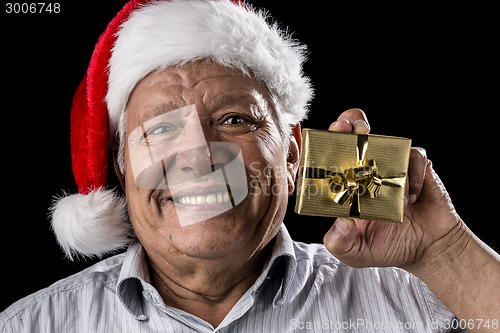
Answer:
[{"left": 295, "top": 129, "right": 411, "bottom": 223}]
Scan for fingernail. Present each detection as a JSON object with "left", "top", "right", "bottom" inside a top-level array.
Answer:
[
  {"left": 329, "top": 119, "right": 350, "bottom": 131},
  {"left": 328, "top": 121, "right": 338, "bottom": 131},
  {"left": 409, "top": 194, "right": 417, "bottom": 205},
  {"left": 404, "top": 194, "right": 408, "bottom": 207},
  {"left": 352, "top": 119, "right": 369, "bottom": 133},
  {"left": 334, "top": 217, "right": 350, "bottom": 234}
]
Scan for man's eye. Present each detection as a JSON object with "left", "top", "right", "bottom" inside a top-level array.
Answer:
[
  {"left": 145, "top": 123, "right": 173, "bottom": 136},
  {"left": 222, "top": 116, "right": 245, "bottom": 125}
]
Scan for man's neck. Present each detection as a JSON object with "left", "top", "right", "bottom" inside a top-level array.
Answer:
[{"left": 147, "top": 240, "right": 274, "bottom": 328}]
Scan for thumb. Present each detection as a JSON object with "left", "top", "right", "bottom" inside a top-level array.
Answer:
[{"left": 324, "top": 218, "right": 358, "bottom": 258}]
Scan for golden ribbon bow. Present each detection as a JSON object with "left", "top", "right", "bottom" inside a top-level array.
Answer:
[{"left": 304, "top": 134, "right": 406, "bottom": 218}]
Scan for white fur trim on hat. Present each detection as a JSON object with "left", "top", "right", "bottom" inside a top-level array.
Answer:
[
  {"left": 50, "top": 188, "right": 131, "bottom": 260},
  {"left": 106, "top": 0, "right": 313, "bottom": 137}
]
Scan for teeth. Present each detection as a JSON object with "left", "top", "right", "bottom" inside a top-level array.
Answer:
[
  {"left": 175, "top": 191, "right": 231, "bottom": 205},
  {"left": 206, "top": 194, "right": 216, "bottom": 204}
]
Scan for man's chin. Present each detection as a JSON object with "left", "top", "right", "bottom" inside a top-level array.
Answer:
[
  {"left": 166, "top": 218, "right": 251, "bottom": 259},
  {"left": 158, "top": 198, "right": 259, "bottom": 258}
]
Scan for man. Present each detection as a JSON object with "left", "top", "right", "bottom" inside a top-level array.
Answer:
[{"left": 1, "top": 0, "right": 499, "bottom": 332}]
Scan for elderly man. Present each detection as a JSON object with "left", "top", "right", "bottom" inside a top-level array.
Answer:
[{"left": 1, "top": 0, "right": 499, "bottom": 332}]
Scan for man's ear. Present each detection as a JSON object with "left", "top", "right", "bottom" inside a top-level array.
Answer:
[
  {"left": 111, "top": 148, "right": 126, "bottom": 192},
  {"left": 286, "top": 123, "right": 302, "bottom": 194}
]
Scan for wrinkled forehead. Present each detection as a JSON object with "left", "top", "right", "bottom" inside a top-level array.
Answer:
[
  {"left": 136, "top": 62, "right": 247, "bottom": 90},
  {"left": 125, "top": 63, "right": 269, "bottom": 127}
]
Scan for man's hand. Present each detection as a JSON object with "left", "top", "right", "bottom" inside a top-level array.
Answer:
[
  {"left": 323, "top": 108, "right": 463, "bottom": 271},
  {"left": 323, "top": 108, "right": 500, "bottom": 332}
]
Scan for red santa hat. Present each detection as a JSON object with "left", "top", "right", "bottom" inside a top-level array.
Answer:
[{"left": 50, "top": 0, "right": 313, "bottom": 260}]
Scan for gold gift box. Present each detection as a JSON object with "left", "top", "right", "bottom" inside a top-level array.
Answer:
[{"left": 295, "top": 129, "right": 411, "bottom": 223}]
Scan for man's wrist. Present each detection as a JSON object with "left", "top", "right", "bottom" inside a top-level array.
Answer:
[
  {"left": 403, "top": 219, "right": 471, "bottom": 281},
  {"left": 403, "top": 220, "right": 500, "bottom": 330}
]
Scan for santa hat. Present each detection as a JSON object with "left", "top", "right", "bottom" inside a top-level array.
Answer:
[{"left": 50, "top": 0, "right": 313, "bottom": 260}]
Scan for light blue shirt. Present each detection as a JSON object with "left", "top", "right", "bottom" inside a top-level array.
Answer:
[{"left": 0, "top": 224, "right": 464, "bottom": 332}]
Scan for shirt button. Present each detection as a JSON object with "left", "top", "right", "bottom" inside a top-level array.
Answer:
[{"left": 142, "top": 290, "right": 154, "bottom": 302}]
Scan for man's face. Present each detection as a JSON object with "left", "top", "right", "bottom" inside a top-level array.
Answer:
[{"left": 124, "top": 61, "right": 300, "bottom": 260}]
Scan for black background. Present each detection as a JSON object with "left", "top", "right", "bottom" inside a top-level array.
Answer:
[{"left": 1, "top": 1, "right": 497, "bottom": 311}]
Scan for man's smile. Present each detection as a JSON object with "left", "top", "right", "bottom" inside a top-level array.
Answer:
[
  {"left": 174, "top": 191, "right": 232, "bottom": 205},
  {"left": 157, "top": 182, "right": 249, "bottom": 214}
]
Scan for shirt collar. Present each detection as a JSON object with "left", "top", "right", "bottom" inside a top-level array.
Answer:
[
  {"left": 116, "top": 240, "right": 150, "bottom": 321},
  {"left": 116, "top": 223, "right": 298, "bottom": 320},
  {"left": 252, "top": 224, "right": 297, "bottom": 307}
]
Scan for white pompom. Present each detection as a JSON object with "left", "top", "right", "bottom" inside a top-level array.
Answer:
[{"left": 50, "top": 188, "right": 132, "bottom": 261}]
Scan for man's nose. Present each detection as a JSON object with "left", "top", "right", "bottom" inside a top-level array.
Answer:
[{"left": 174, "top": 145, "right": 214, "bottom": 176}]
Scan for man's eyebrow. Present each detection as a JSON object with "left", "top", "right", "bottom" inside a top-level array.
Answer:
[
  {"left": 206, "top": 91, "right": 258, "bottom": 109},
  {"left": 137, "top": 103, "right": 188, "bottom": 125}
]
